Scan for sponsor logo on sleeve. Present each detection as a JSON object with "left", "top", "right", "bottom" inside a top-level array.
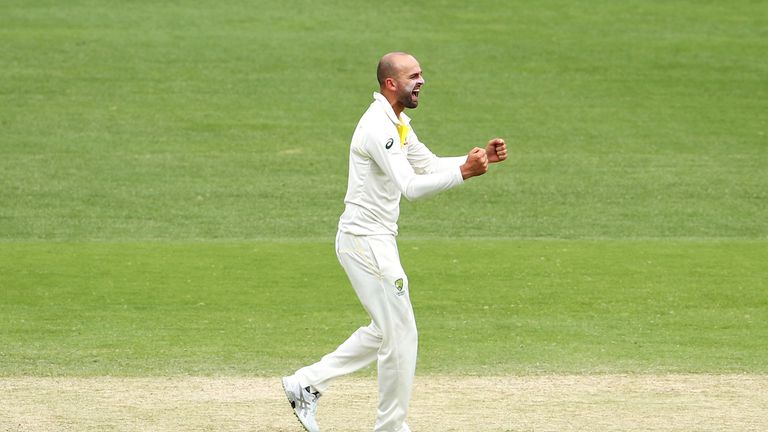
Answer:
[{"left": 385, "top": 138, "right": 394, "bottom": 150}]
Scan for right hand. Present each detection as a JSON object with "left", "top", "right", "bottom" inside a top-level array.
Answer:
[{"left": 460, "top": 147, "right": 488, "bottom": 180}]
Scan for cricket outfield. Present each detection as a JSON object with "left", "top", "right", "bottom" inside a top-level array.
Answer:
[
  {"left": 1, "top": 241, "right": 766, "bottom": 431},
  {"left": 1, "top": 0, "right": 766, "bottom": 430}
]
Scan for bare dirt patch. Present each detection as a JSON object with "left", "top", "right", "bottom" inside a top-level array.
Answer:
[{"left": 1, "top": 375, "right": 766, "bottom": 431}]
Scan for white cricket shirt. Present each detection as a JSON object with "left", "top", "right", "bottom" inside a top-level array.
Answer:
[{"left": 338, "top": 92, "right": 466, "bottom": 236}]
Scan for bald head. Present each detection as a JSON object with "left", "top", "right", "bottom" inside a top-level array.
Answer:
[
  {"left": 376, "top": 52, "right": 425, "bottom": 115},
  {"left": 376, "top": 52, "right": 416, "bottom": 85}
]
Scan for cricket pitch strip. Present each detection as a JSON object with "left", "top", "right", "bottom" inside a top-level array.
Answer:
[{"left": 1, "top": 374, "right": 766, "bottom": 431}]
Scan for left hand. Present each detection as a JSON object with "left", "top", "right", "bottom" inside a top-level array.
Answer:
[{"left": 485, "top": 138, "right": 507, "bottom": 163}]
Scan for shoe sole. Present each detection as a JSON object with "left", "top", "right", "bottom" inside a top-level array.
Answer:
[{"left": 281, "top": 377, "right": 316, "bottom": 432}]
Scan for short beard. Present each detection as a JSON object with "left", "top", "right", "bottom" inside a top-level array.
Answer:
[
  {"left": 400, "top": 87, "right": 419, "bottom": 108},
  {"left": 399, "top": 92, "right": 419, "bottom": 109}
]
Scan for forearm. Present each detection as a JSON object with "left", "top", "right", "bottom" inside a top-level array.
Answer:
[
  {"left": 402, "top": 166, "right": 464, "bottom": 201},
  {"left": 434, "top": 156, "right": 467, "bottom": 172}
]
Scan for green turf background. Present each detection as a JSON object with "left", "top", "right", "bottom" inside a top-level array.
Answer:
[
  {"left": 1, "top": 0, "right": 766, "bottom": 376},
  {"left": 2, "top": 241, "right": 766, "bottom": 376}
]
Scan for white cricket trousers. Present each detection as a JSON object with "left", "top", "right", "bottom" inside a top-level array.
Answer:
[{"left": 295, "top": 231, "right": 417, "bottom": 432}]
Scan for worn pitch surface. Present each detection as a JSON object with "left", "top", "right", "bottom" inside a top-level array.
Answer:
[{"left": 2, "top": 375, "right": 766, "bottom": 431}]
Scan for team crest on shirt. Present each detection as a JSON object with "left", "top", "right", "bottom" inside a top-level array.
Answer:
[{"left": 394, "top": 278, "right": 405, "bottom": 296}]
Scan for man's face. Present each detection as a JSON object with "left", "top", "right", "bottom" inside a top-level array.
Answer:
[{"left": 394, "top": 56, "right": 425, "bottom": 109}]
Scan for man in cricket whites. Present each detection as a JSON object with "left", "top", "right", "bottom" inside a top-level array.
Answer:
[{"left": 282, "top": 51, "right": 507, "bottom": 432}]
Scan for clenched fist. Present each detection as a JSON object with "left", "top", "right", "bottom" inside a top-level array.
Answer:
[
  {"left": 460, "top": 147, "right": 488, "bottom": 180},
  {"left": 485, "top": 138, "right": 507, "bottom": 163}
]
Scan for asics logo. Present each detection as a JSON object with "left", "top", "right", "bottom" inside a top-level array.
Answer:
[{"left": 385, "top": 138, "right": 394, "bottom": 149}]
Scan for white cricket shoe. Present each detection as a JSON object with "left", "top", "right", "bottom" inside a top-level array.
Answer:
[{"left": 282, "top": 375, "right": 321, "bottom": 432}]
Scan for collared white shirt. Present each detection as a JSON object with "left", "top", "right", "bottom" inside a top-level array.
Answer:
[{"left": 338, "top": 92, "right": 465, "bottom": 236}]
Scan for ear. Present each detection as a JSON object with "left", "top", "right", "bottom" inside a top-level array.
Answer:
[{"left": 384, "top": 77, "right": 397, "bottom": 91}]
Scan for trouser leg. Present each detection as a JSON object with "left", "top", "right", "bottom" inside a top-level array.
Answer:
[
  {"left": 295, "top": 322, "right": 381, "bottom": 393},
  {"left": 294, "top": 232, "right": 417, "bottom": 432},
  {"left": 339, "top": 233, "right": 417, "bottom": 432}
]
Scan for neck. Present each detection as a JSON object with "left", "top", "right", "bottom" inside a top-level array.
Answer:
[
  {"left": 380, "top": 89, "right": 404, "bottom": 118},
  {"left": 392, "top": 104, "right": 404, "bottom": 118}
]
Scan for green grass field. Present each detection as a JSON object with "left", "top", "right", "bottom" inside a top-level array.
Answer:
[
  {"left": 1, "top": 0, "right": 767, "bottom": 379},
  {"left": 2, "top": 240, "right": 766, "bottom": 376}
]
